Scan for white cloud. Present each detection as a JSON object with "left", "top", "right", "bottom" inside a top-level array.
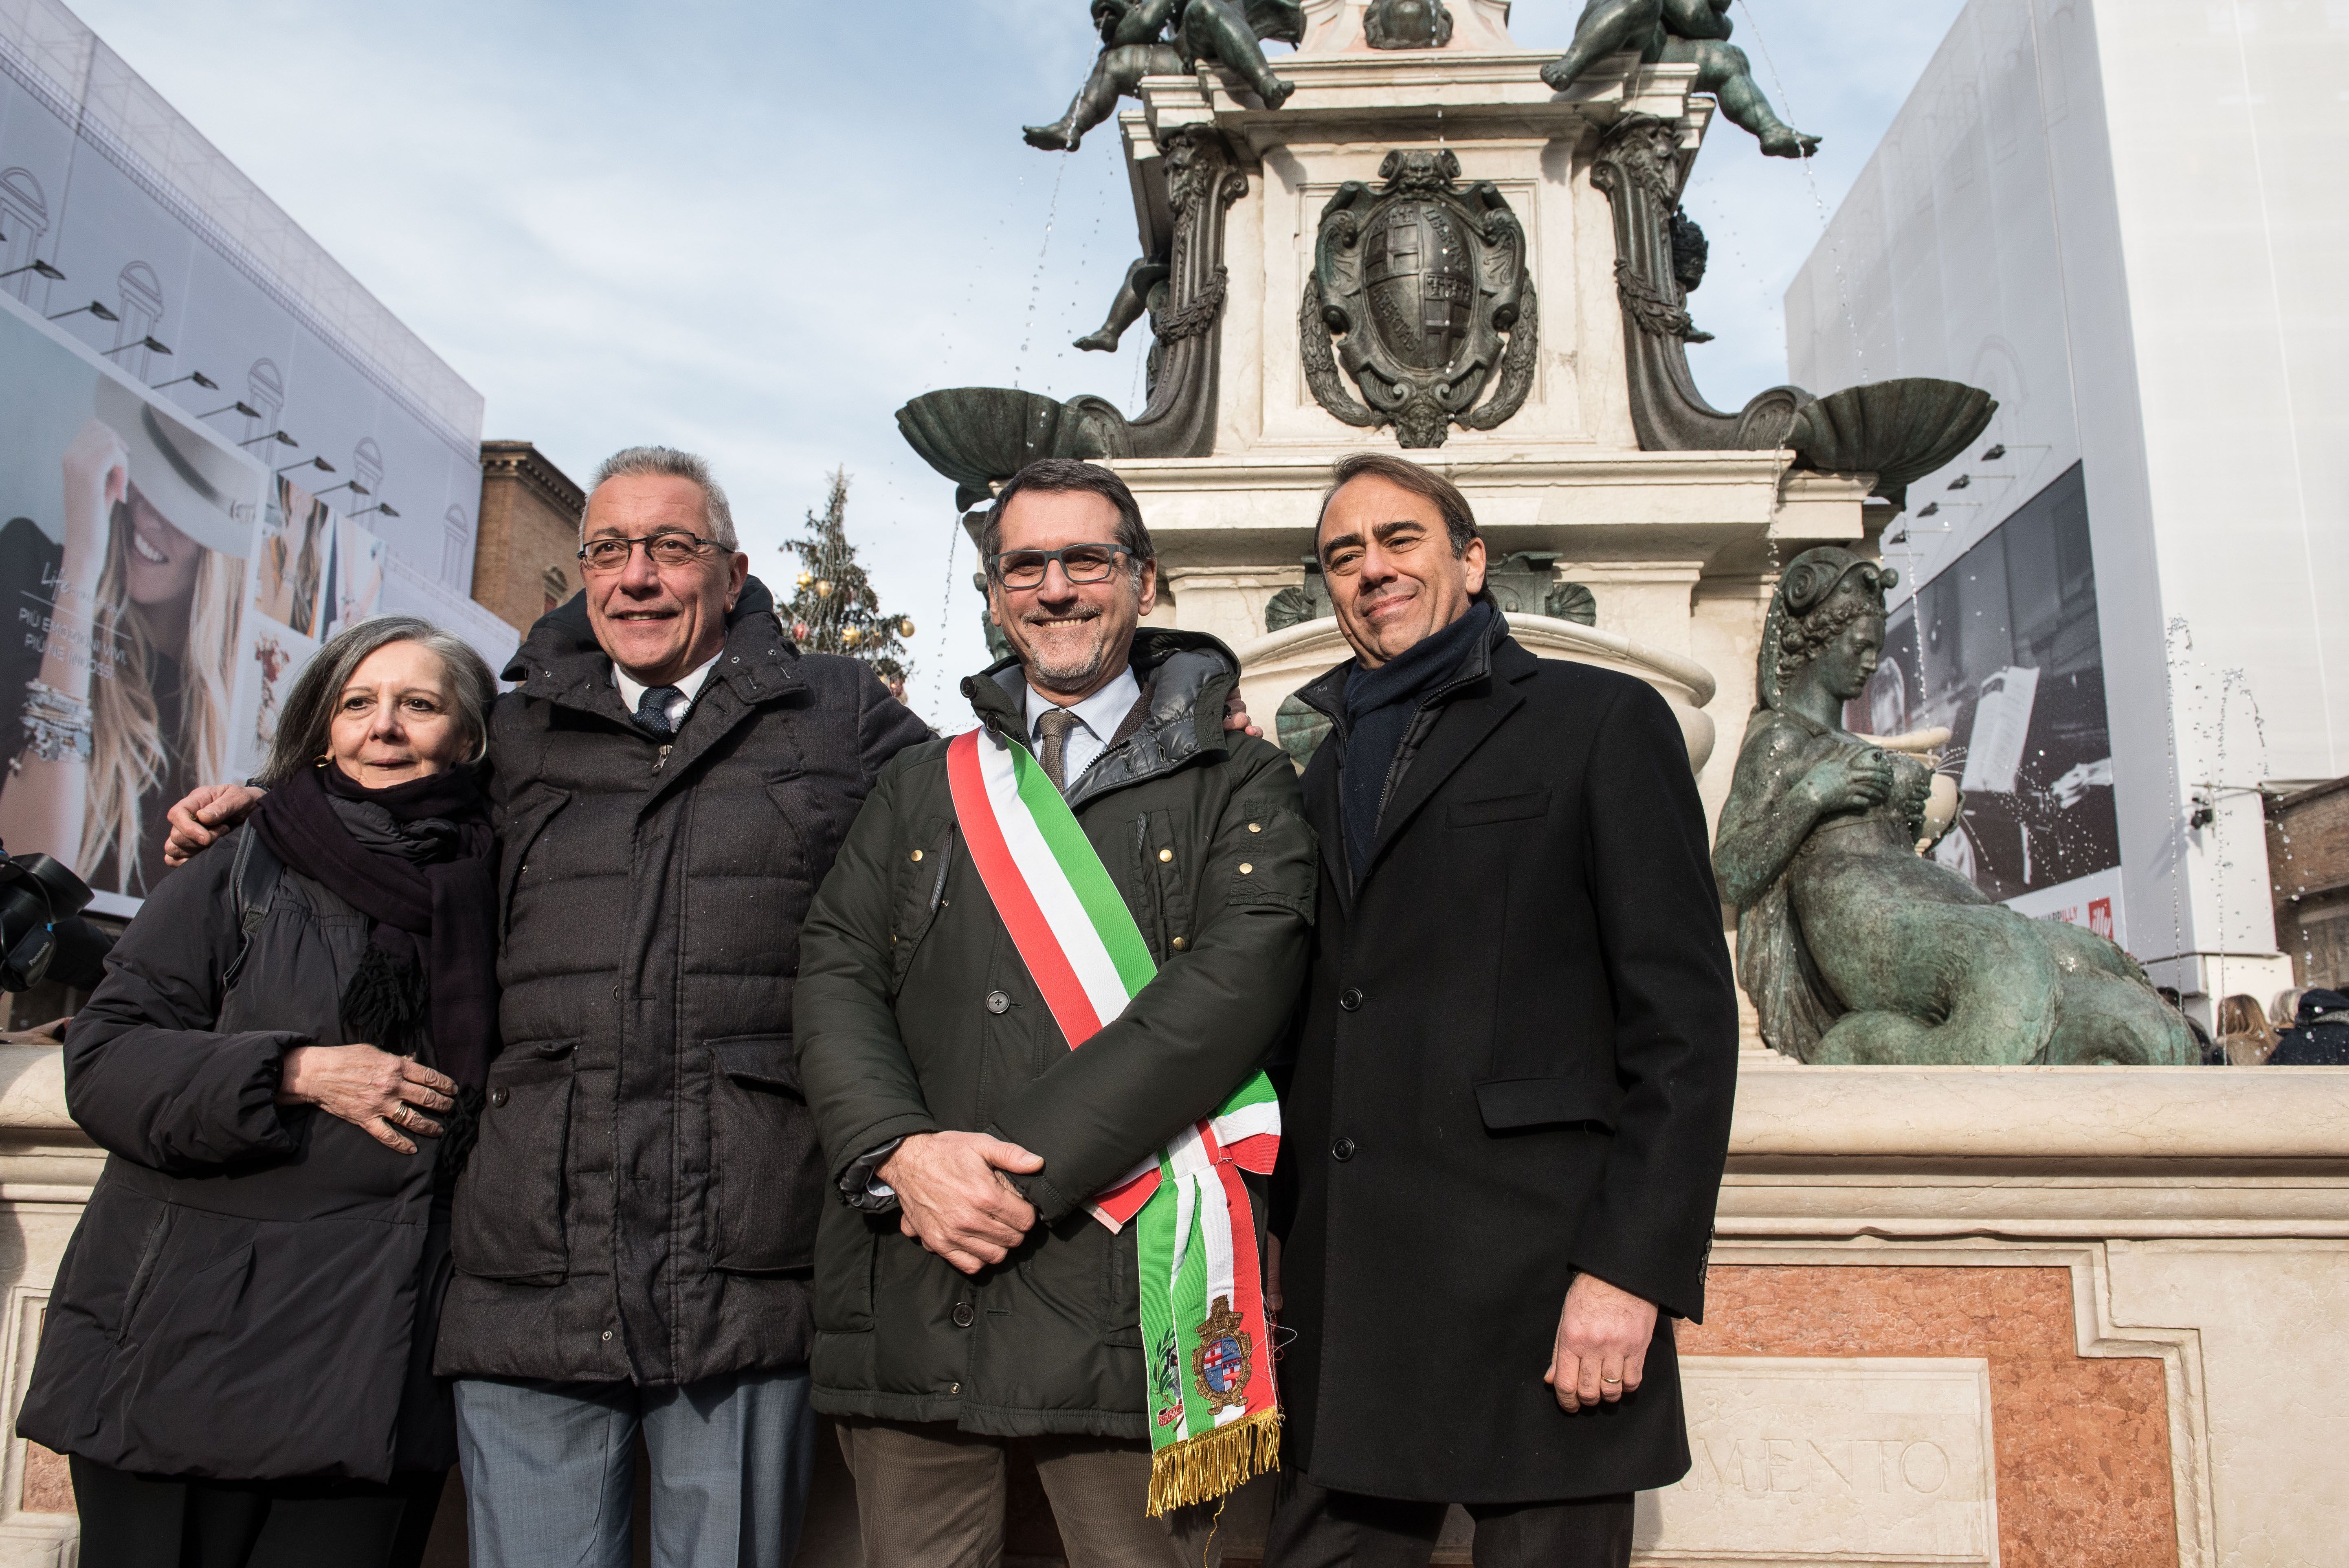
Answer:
[{"left": 64, "top": 0, "right": 1966, "bottom": 720}]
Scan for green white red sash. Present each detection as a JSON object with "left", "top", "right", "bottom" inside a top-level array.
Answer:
[{"left": 946, "top": 725, "right": 1281, "bottom": 1515}]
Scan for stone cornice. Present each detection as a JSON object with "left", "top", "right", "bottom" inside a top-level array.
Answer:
[{"left": 480, "top": 440, "right": 585, "bottom": 518}]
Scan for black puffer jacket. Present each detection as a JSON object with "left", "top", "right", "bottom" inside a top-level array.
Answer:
[
  {"left": 794, "top": 631, "right": 1316, "bottom": 1436},
  {"left": 18, "top": 828, "right": 457, "bottom": 1482},
  {"left": 434, "top": 581, "right": 931, "bottom": 1387}
]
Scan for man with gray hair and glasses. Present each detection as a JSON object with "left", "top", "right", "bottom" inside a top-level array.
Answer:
[{"left": 164, "top": 446, "right": 933, "bottom": 1565}]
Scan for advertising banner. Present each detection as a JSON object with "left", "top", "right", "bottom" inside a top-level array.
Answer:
[
  {"left": 1850, "top": 463, "right": 2125, "bottom": 940},
  {"left": 0, "top": 294, "right": 515, "bottom": 916},
  {"left": 0, "top": 296, "right": 265, "bottom": 912}
]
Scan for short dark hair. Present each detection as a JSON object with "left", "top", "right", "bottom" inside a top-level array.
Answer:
[
  {"left": 982, "top": 459, "right": 1155, "bottom": 571},
  {"left": 1314, "top": 451, "right": 1481, "bottom": 560}
]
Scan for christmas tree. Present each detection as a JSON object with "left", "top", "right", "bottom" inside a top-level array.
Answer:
[{"left": 779, "top": 469, "right": 917, "bottom": 696}]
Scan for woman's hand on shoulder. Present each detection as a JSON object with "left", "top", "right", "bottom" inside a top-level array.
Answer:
[
  {"left": 276, "top": 1044, "right": 457, "bottom": 1155},
  {"left": 163, "top": 784, "right": 267, "bottom": 867}
]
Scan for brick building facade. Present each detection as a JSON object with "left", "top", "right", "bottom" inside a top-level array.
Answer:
[
  {"left": 471, "top": 439, "right": 585, "bottom": 636},
  {"left": 2269, "top": 778, "right": 2349, "bottom": 993}
]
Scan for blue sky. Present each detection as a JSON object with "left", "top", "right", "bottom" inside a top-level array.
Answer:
[{"left": 67, "top": 0, "right": 1969, "bottom": 718}]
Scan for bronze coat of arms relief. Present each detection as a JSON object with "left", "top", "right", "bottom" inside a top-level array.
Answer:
[{"left": 1301, "top": 149, "right": 1537, "bottom": 448}]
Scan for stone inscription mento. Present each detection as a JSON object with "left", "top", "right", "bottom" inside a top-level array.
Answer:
[{"left": 1636, "top": 1358, "right": 2000, "bottom": 1566}]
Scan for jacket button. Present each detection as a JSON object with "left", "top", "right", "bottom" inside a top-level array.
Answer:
[
  {"left": 1248, "top": 823, "right": 1261, "bottom": 833},
  {"left": 1239, "top": 863, "right": 1253, "bottom": 875},
  {"left": 1332, "top": 1137, "right": 1357, "bottom": 1162},
  {"left": 1339, "top": 987, "right": 1364, "bottom": 1012},
  {"left": 490, "top": 1087, "right": 510, "bottom": 1108},
  {"left": 601, "top": 1329, "right": 613, "bottom": 1342},
  {"left": 951, "top": 1303, "right": 976, "bottom": 1329},
  {"left": 912, "top": 849, "right": 924, "bottom": 862},
  {"left": 1170, "top": 937, "right": 1186, "bottom": 952},
  {"left": 985, "top": 991, "right": 1010, "bottom": 1015},
  {"left": 1158, "top": 848, "right": 1173, "bottom": 863}
]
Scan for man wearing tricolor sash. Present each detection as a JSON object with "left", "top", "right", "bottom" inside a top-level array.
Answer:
[{"left": 796, "top": 459, "right": 1315, "bottom": 1566}]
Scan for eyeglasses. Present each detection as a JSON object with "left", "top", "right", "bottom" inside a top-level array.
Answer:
[
  {"left": 578, "top": 532, "right": 720, "bottom": 573},
  {"left": 988, "top": 544, "right": 1128, "bottom": 591}
]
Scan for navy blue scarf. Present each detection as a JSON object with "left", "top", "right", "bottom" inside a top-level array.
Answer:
[{"left": 1338, "top": 602, "right": 1494, "bottom": 883}]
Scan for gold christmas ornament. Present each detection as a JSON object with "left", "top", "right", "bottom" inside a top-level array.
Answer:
[
  {"left": 814, "top": 580, "right": 834, "bottom": 598},
  {"left": 843, "top": 625, "right": 865, "bottom": 646},
  {"left": 794, "top": 571, "right": 813, "bottom": 588},
  {"left": 898, "top": 618, "right": 916, "bottom": 637}
]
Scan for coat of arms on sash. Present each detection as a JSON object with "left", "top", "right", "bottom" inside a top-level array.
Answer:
[
  {"left": 1301, "top": 148, "right": 1538, "bottom": 448},
  {"left": 1191, "top": 1296, "right": 1256, "bottom": 1413}
]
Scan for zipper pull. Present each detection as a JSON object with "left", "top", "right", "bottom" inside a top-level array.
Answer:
[{"left": 654, "top": 743, "right": 672, "bottom": 773}]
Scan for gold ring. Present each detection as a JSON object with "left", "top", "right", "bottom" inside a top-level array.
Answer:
[{"left": 1601, "top": 1376, "right": 1621, "bottom": 1384}]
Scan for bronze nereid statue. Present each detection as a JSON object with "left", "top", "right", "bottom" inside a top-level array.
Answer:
[
  {"left": 1712, "top": 549, "right": 2192, "bottom": 1065},
  {"left": 1542, "top": 0, "right": 1819, "bottom": 158}
]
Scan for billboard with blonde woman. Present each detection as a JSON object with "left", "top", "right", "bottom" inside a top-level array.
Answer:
[{"left": 0, "top": 298, "right": 264, "bottom": 909}]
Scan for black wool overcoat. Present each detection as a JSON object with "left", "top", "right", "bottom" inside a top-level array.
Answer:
[
  {"left": 434, "top": 580, "right": 931, "bottom": 1387},
  {"left": 1275, "top": 623, "right": 1738, "bottom": 1504}
]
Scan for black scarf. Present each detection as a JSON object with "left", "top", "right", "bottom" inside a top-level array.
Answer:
[
  {"left": 1339, "top": 602, "right": 1494, "bottom": 883},
  {"left": 253, "top": 763, "right": 500, "bottom": 1091}
]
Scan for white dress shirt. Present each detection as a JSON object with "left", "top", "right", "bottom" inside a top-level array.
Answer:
[
  {"left": 613, "top": 651, "right": 723, "bottom": 731},
  {"left": 1025, "top": 665, "right": 1142, "bottom": 790}
]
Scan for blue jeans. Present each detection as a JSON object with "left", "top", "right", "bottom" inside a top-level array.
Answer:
[{"left": 455, "top": 1370, "right": 814, "bottom": 1568}]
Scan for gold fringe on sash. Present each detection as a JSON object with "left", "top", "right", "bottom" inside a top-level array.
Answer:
[{"left": 1145, "top": 1409, "right": 1283, "bottom": 1518}]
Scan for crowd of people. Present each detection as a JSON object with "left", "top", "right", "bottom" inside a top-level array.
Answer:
[
  {"left": 2206, "top": 987, "right": 2349, "bottom": 1066},
  {"left": 17, "top": 447, "right": 1737, "bottom": 1568}
]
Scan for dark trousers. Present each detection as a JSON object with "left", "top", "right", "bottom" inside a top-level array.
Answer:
[
  {"left": 69, "top": 1456, "right": 446, "bottom": 1568},
  {"left": 833, "top": 1418, "right": 1220, "bottom": 1567},
  {"left": 1263, "top": 1474, "right": 1633, "bottom": 1568}
]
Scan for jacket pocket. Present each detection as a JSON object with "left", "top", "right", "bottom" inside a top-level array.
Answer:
[
  {"left": 1447, "top": 788, "right": 1552, "bottom": 828},
  {"left": 707, "top": 1034, "right": 821, "bottom": 1274},
  {"left": 1473, "top": 1076, "right": 1617, "bottom": 1133},
  {"left": 452, "top": 1041, "right": 577, "bottom": 1283},
  {"left": 888, "top": 823, "right": 956, "bottom": 996},
  {"left": 1099, "top": 1225, "right": 1144, "bottom": 1349},
  {"left": 813, "top": 1210, "right": 883, "bottom": 1334}
]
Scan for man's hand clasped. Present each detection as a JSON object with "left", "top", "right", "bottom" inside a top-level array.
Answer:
[
  {"left": 1545, "top": 1272, "right": 1659, "bottom": 1414},
  {"left": 879, "top": 1131, "right": 1046, "bottom": 1275}
]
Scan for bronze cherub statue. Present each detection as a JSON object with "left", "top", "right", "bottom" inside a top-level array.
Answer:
[
  {"left": 1024, "top": 0, "right": 1303, "bottom": 154},
  {"left": 1542, "top": 0, "right": 1819, "bottom": 158}
]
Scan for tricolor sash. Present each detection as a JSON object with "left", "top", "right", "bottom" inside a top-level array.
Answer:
[{"left": 945, "top": 726, "right": 1281, "bottom": 1515}]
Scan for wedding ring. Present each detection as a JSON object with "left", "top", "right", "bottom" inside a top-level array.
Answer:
[{"left": 1601, "top": 1375, "right": 1621, "bottom": 1384}]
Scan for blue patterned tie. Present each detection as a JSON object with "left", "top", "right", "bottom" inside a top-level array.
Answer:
[{"left": 634, "top": 684, "right": 684, "bottom": 738}]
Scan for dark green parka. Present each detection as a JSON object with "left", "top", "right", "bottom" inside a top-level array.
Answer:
[{"left": 793, "top": 630, "right": 1315, "bottom": 1438}]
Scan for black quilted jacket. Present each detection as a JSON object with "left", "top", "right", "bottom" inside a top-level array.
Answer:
[{"left": 433, "top": 580, "right": 930, "bottom": 1387}]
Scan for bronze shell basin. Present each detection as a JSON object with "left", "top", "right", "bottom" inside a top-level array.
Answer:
[
  {"left": 1788, "top": 378, "right": 2000, "bottom": 506},
  {"left": 895, "top": 387, "right": 1128, "bottom": 511}
]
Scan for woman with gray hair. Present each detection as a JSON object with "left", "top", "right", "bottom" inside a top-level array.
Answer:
[{"left": 17, "top": 615, "right": 499, "bottom": 1568}]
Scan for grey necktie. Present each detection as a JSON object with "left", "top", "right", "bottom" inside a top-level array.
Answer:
[
  {"left": 634, "top": 684, "right": 684, "bottom": 738},
  {"left": 1035, "top": 708, "right": 1082, "bottom": 791}
]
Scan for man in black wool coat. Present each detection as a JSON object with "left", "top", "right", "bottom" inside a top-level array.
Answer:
[{"left": 1264, "top": 452, "right": 1740, "bottom": 1568}]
